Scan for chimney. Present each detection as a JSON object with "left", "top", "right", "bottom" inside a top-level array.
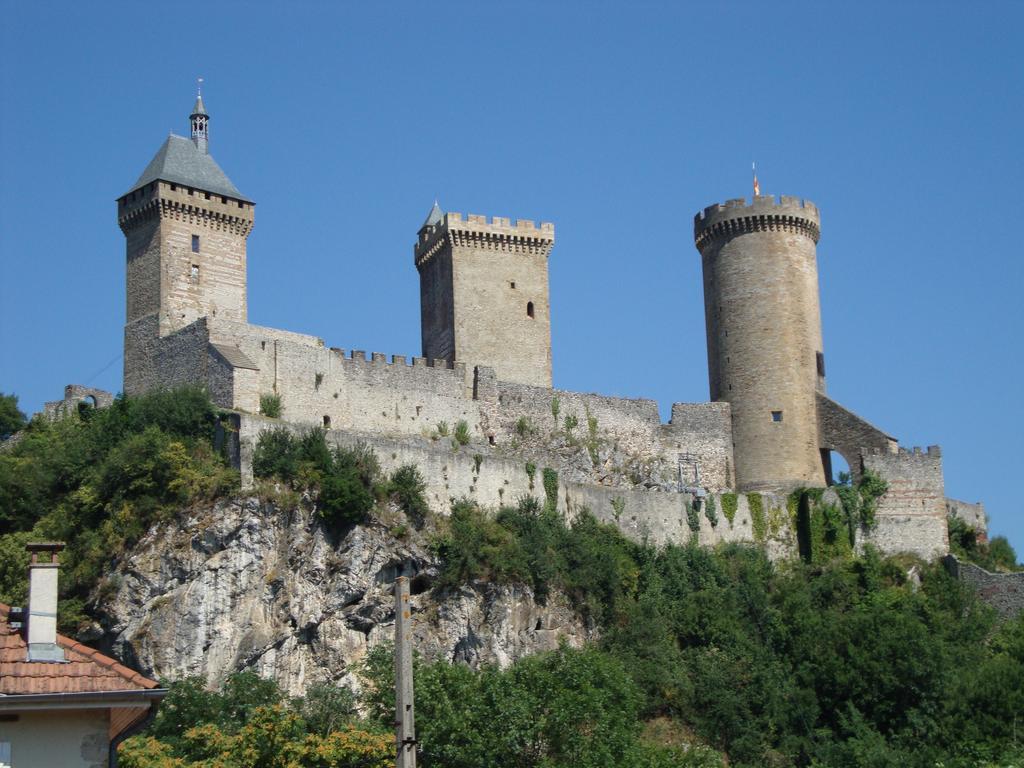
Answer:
[{"left": 26, "top": 542, "right": 65, "bottom": 662}]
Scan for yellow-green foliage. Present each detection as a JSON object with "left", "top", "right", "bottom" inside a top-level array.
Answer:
[
  {"left": 747, "top": 493, "right": 766, "bottom": 542},
  {"left": 768, "top": 505, "right": 786, "bottom": 537},
  {"left": 720, "top": 493, "right": 738, "bottom": 527},
  {"left": 118, "top": 673, "right": 391, "bottom": 768},
  {"left": 542, "top": 467, "right": 559, "bottom": 512}
]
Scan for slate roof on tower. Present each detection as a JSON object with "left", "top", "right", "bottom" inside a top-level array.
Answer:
[
  {"left": 124, "top": 134, "right": 251, "bottom": 202},
  {"left": 422, "top": 200, "right": 444, "bottom": 229}
]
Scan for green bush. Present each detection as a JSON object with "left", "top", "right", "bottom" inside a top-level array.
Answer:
[
  {"left": 453, "top": 419, "right": 470, "bottom": 446},
  {"left": 0, "top": 387, "right": 236, "bottom": 631},
  {"left": 563, "top": 413, "right": 579, "bottom": 435},
  {"left": 388, "top": 464, "right": 429, "bottom": 526},
  {"left": 542, "top": 467, "right": 559, "bottom": 512},
  {"left": 747, "top": 493, "right": 766, "bottom": 541},
  {"left": 425, "top": 492, "right": 1024, "bottom": 767},
  {"left": 686, "top": 500, "right": 701, "bottom": 534},
  {"left": 253, "top": 428, "right": 298, "bottom": 480},
  {"left": 252, "top": 430, "right": 379, "bottom": 527},
  {"left": 0, "top": 393, "right": 26, "bottom": 439},
  {"left": 525, "top": 461, "right": 536, "bottom": 489},
  {"left": 720, "top": 493, "right": 738, "bottom": 527},
  {"left": 319, "top": 462, "right": 374, "bottom": 527},
  {"left": 949, "top": 514, "right": 1020, "bottom": 572},
  {"left": 361, "top": 643, "right": 669, "bottom": 768},
  {"left": 259, "top": 393, "right": 282, "bottom": 418},
  {"left": 703, "top": 495, "right": 718, "bottom": 527}
]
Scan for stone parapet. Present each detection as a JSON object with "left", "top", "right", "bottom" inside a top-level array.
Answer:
[
  {"left": 945, "top": 556, "right": 1024, "bottom": 619},
  {"left": 693, "top": 194, "right": 820, "bottom": 252},
  {"left": 118, "top": 180, "right": 255, "bottom": 237},
  {"left": 414, "top": 212, "right": 555, "bottom": 269}
]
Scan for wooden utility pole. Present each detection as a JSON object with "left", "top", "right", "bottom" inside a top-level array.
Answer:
[{"left": 394, "top": 576, "right": 417, "bottom": 768}]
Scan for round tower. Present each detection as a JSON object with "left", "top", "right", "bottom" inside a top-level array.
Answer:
[{"left": 694, "top": 195, "right": 825, "bottom": 491}]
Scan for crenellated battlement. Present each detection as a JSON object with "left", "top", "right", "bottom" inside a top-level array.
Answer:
[
  {"left": 414, "top": 211, "right": 555, "bottom": 268},
  {"left": 862, "top": 445, "right": 942, "bottom": 460},
  {"left": 118, "top": 180, "right": 254, "bottom": 236},
  {"left": 693, "top": 194, "right": 820, "bottom": 252},
  {"left": 327, "top": 348, "right": 467, "bottom": 378}
]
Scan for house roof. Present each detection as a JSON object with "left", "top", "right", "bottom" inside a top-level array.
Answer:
[
  {"left": 0, "top": 603, "right": 159, "bottom": 695},
  {"left": 124, "top": 134, "right": 250, "bottom": 202}
]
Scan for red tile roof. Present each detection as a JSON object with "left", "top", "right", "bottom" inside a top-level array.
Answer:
[{"left": 0, "top": 603, "right": 159, "bottom": 695}]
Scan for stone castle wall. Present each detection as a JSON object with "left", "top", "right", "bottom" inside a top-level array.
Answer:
[
  {"left": 142, "top": 314, "right": 738, "bottom": 494},
  {"left": 43, "top": 385, "right": 115, "bottom": 419},
  {"left": 862, "top": 446, "right": 948, "bottom": 560},
  {"left": 228, "top": 413, "right": 789, "bottom": 553},
  {"left": 944, "top": 556, "right": 1024, "bottom": 619},
  {"left": 946, "top": 498, "right": 987, "bottom": 540}
]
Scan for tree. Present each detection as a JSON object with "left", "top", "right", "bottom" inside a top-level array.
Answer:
[{"left": 0, "top": 393, "right": 25, "bottom": 439}]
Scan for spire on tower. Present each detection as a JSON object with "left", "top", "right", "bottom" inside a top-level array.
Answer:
[
  {"left": 190, "top": 79, "right": 209, "bottom": 153},
  {"left": 421, "top": 200, "right": 444, "bottom": 229}
]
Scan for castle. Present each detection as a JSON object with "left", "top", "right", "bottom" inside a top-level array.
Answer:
[{"left": 113, "top": 95, "right": 978, "bottom": 559}]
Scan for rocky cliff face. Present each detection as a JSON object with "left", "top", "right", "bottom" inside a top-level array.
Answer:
[{"left": 94, "top": 496, "right": 591, "bottom": 697}]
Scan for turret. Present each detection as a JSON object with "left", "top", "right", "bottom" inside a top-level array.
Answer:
[
  {"left": 190, "top": 90, "right": 209, "bottom": 153},
  {"left": 694, "top": 194, "right": 825, "bottom": 491},
  {"left": 414, "top": 206, "right": 555, "bottom": 388}
]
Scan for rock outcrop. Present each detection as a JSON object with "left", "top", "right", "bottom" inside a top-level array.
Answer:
[{"left": 95, "top": 497, "right": 591, "bottom": 696}]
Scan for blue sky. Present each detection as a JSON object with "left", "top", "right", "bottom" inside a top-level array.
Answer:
[{"left": 1, "top": 2, "right": 1021, "bottom": 554}]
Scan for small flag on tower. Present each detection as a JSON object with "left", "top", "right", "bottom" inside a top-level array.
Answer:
[{"left": 752, "top": 162, "right": 760, "bottom": 197}]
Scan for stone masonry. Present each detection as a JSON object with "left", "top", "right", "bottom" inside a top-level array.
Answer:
[
  {"left": 112, "top": 95, "right": 985, "bottom": 561},
  {"left": 415, "top": 211, "right": 555, "bottom": 389}
]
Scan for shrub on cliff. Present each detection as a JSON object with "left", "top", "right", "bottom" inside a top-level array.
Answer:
[
  {"left": 253, "top": 428, "right": 380, "bottom": 526},
  {"left": 948, "top": 513, "right": 1020, "bottom": 572},
  {"left": 0, "top": 386, "right": 236, "bottom": 631},
  {"left": 429, "top": 496, "right": 1024, "bottom": 766},
  {"left": 387, "top": 464, "right": 429, "bottom": 526}
]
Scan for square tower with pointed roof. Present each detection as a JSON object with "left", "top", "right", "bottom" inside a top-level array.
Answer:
[{"left": 117, "top": 94, "right": 254, "bottom": 395}]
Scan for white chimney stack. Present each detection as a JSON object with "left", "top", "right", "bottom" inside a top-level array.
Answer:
[{"left": 26, "top": 542, "right": 65, "bottom": 662}]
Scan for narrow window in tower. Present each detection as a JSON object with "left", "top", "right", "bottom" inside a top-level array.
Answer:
[
  {"left": 192, "top": 235, "right": 200, "bottom": 253},
  {"left": 190, "top": 264, "right": 200, "bottom": 282},
  {"left": 527, "top": 301, "right": 535, "bottom": 319},
  {"left": 771, "top": 411, "right": 783, "bottom": 422},
  {"left": 510, "top": 281, "right": 516, "bottom": 289},
  {"left": 816, "top": 352, "right": 826, "bottom": 377},
  {"left": 323, "top": 415, "right": 332, "bottom": 429}
]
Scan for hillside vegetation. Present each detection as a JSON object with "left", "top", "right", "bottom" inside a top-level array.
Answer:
[{"left": 1, "top": 389, "right": 1022, "bottom": 767}]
